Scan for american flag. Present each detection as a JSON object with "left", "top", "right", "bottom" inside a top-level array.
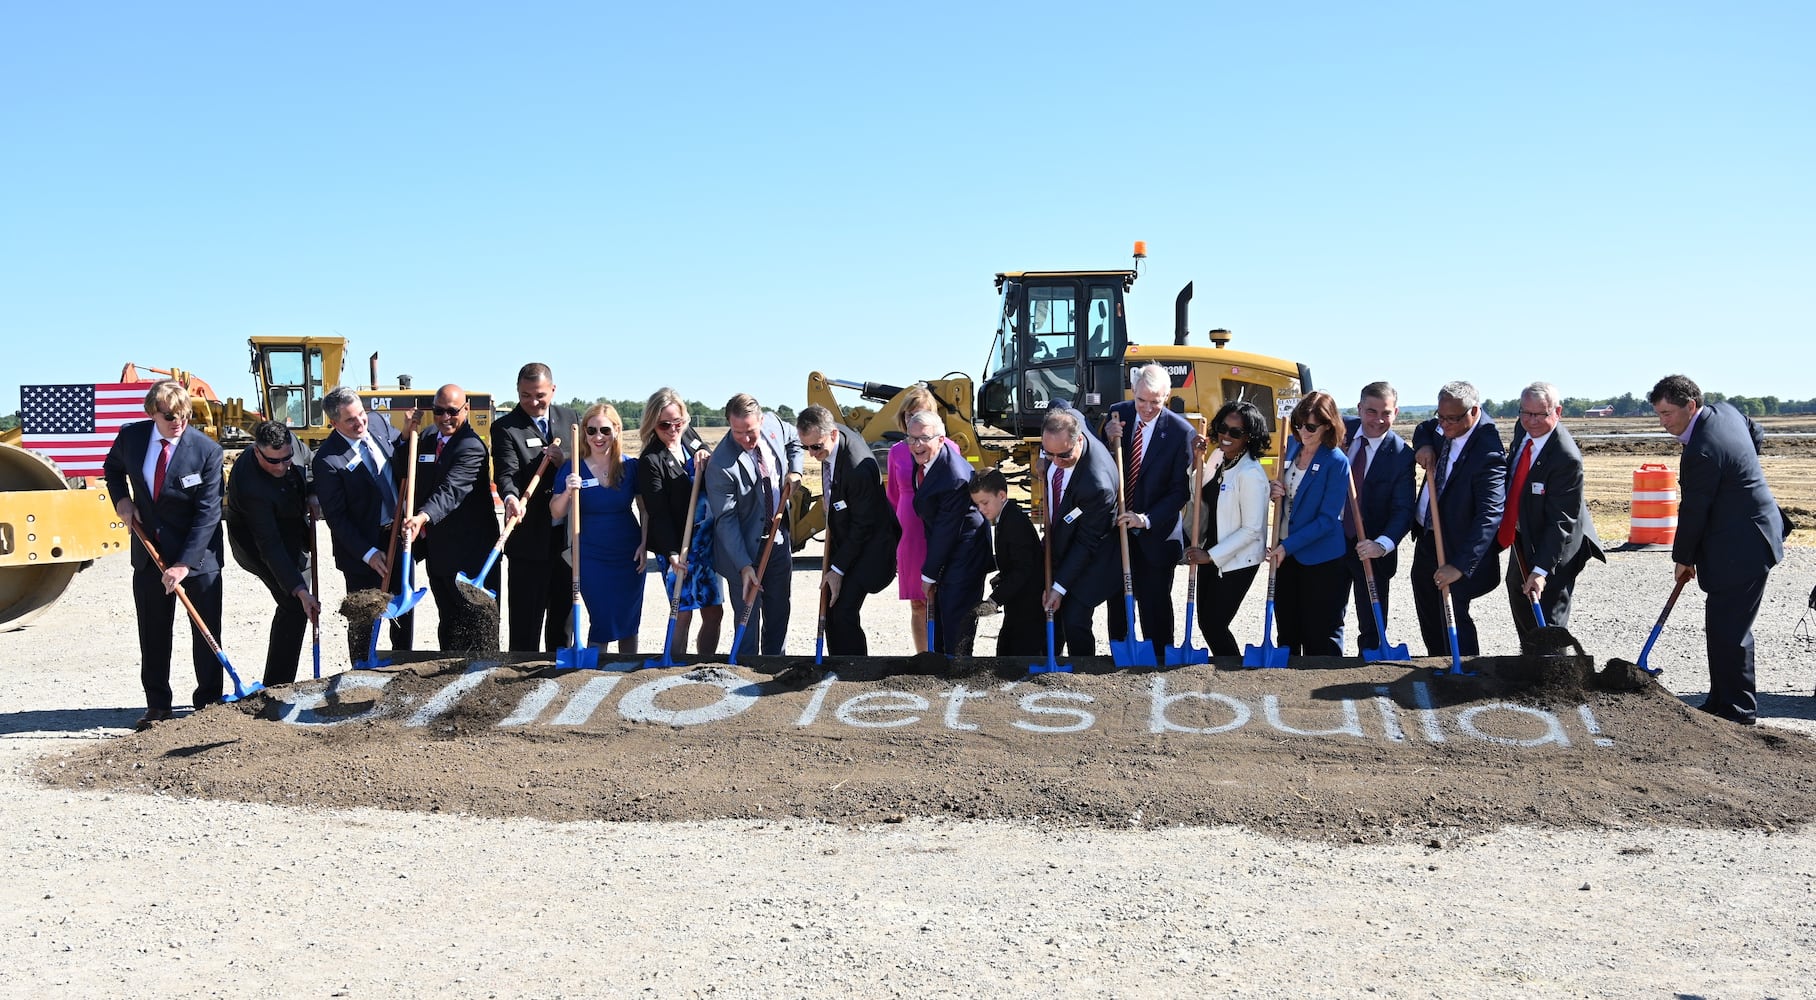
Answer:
[{"left": 19, "top": 383, "right": 147, "bottom": 478}]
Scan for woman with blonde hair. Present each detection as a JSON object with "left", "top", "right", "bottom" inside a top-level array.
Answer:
[
  {"left": 550, "top": 403, "right": 647, "bottom": 653},
  {"left": 636, "top": 387, "right": 722, "bottom": 655}
]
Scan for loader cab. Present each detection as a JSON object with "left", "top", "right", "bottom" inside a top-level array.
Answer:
[
  {"left": 978, "top": 269, "right": 1135, "bottom": 437},
  {"left": 249, "top": 335, "right": 347, "bottom": 443}
]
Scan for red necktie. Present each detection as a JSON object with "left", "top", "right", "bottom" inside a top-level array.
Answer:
[
  {"left": 1497, "top": 440, "right": 1533, "bottom": 550},
  {"left": 1127, "top": 420, "right": 1144, "bottom": 489},
  {"left": 1050, "top": 466, "right": 1066, "bottom": 520},
  {"left": 436, "top": 436, "right": 446, "bottom": 459},
  {"left": 152, "top": 438, "right": 172, "bottom": 497}
]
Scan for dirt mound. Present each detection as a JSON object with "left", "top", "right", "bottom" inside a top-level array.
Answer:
[{"left": 37, "top": 654, "right": 1816, "bottom": 843}]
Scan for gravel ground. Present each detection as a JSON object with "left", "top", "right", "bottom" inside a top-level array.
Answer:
[{"left": 2, "top": 533, "right": 1813, "bottom": 998}]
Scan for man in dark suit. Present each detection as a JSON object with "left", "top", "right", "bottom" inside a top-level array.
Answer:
[
  {"left": 102, "top": 381, "right": 227, "bottom": 728},
  {"left": 313, "top": 385, "right": 413, "bottom": 663},
  {"left": 1340, "top": 382, "right": 1418, "bottom": 655},
  {"left": 908, "top": 410, "right": 988, "bottom": 656},
  {"left": 796, "top": 405, "right": 898, "bottom": 655},
  {"left": 1409, "top": 381, "right": 1506, "bottom": 657},
  {"left": 490, "top": 363, "right": 577, "bottom": 652},
  {"left": 1040, "top": 401, "right": 1119, "bottom": 656},
  {"left": 710, "top": 393, "right": 804, "bottom": 658},
  {"left": 1097, "top": 363, "right": 1192, "bottom": 661},
  {"left": 968, "top": 468, "right": 1045, "bottom": 656},
  {"left": 225, "top": 420, "right": 320, "bottom": 686},
  {"left": 403, "top": 384, "right": 501, "bottom": 652},
  {"left": 1500, "top": 382, "right": 1605, "bottom": 635},
  {"left": 1651, "top": 374, "right": 1785, "bottom": 725}
]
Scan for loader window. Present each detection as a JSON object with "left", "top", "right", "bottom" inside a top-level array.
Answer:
[
  {"left": 1027, "top": 286, "right": 1076, "bottom": 362},
  {"left": 264, "top": 348, "right": 308, "bottom": 428},
  {"left": 1085, "top": 286, "right": 1116, "bottom": 359},
  {"left": 306, "top": 347, "right": 325, "bottom": 425},
  {"left": 1221, "top": 379, "right": 1278, "bottom": 434}
]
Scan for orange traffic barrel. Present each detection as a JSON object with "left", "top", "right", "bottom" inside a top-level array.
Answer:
[{"left": 1629, "top": 463, "right": 1678, "bottom": 546}]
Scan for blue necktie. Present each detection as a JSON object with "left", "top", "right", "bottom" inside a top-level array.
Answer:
[{"left": 360, "top": 438, "right": 398, "bottom": 523}]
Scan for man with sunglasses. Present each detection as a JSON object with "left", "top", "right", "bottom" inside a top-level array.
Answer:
[
  {"left": 225, "top": 420, "right": 320, "bottom": 686},
  {"left": 490, "top": 363, "right": 578, "bottom": 652},
  {"left": 1040, "top": 401, "right": 1119, "bottom": 656},
  {"left": 1409, "top": 381, "right": 1507, "bottom": 657},
  {"left": 403, "top": 384, "right": 501, "bottom": 651},
  {"left": 102, "top": 380, "right": 227, "bottom": 728},
  {"left": 1339, "top": 382, "right": 1418, "bottom": 656}
]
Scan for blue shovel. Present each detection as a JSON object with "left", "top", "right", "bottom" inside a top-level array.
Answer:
[
  {"left": 383, "top": 415, "right": 429, "bottom": 621},
  {"left": 1635, "top": 577, "right": 1689, "bottom": 676},
  {"left": 129, "top": 521, "right": 262, "bottom": 703},
  {"left": 555, "top": 433, "right": 600, "bottom": 670},
  {"left": 1028, "top": 472, "right": 1071, "bottom": 675},
  {"left": 1423, "top": 472, "right": 1472, "bottom": 677},
  {"left": 459, "top": 445, "right": 557, "bottom": 600},
  {"left": 728, "top": 505, "right": 785, "bottom": 666},
  {"left": 1165, "top": 439, "right": 1211, "bottom": 666},
  {"left": 307, "top": 509, "right": 322, "bottom": 679},
  {"left": 647, "top": 451, "right": 710, "bottom": 669},
  {"left": 1108, "top": 435, "right": 1156, "bottom": 667},
  {"left": 1243, "top": 494, "right": 1291, "bottom": 668},
  {"left": 1345, "top": 474, "right": 1410, "bottom": 662}
]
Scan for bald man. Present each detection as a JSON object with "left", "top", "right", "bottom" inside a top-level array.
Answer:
[{"left": 403, "top": 384, "right": 501, "bottom": 651}]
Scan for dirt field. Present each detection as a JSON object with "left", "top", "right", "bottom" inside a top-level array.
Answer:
[{"left": 4, "top": 420, "right": 1815, "bottom": 997}]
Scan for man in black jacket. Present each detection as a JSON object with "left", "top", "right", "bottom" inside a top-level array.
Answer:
[
  {"left": 1040, "top": 401, "right": 1118, "bottom": 657},
  {"left": 313, "top": 386, "right": 413, "bottom": 662},
  {"left": 1500, "top": 382, "right": 1604, "bottom": 636},
  {"left": 490, "top": 363, "right": 577, "bottom": 651},
  {"left": 1651, "top": 374, "right": 1785, "bottom": 725},
  {"left": 796, "top": 405, "right": 899, "bottom": 655},
  {"left": 225, "top": 420, "right": 320, "bottom": 685},
  {"left": 1409, "top": 381, "right": 1507, "bottom": 657},
  {"left": 968, "top": 468, "right": 1044, "bottom": 656},
  {"left": 403, "top": 384, "right": 502, "bottom": 651}
]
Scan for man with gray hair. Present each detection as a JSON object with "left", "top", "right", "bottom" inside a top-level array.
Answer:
[
  {"left": 796, "top": 404, "right": 899, "bottom": 655},
  {"left": 312, "top": 386, "right": 413, "bottom": 661},
  {"left": 908, "top": 409, "right": 987, "bottom": 656},
  {"left": 1097, "top": 363, "right": 1192, "bottom": 660},
  {"left": 1498, "top": 382, "right": 1603, "bottom": 636},
  {"left": 1041, "top": 400, "right": 1119, "bottom": 655},
  {"left": 709, "top": 393, "right": 804, "bottom": 658},
  {"left": 1410, "top": 381, "right": 1506, "bottom": 657}
]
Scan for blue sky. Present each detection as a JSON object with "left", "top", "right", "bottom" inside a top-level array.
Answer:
[{"left": 3, "top": 2, "right": 1810, "bottom": 419}]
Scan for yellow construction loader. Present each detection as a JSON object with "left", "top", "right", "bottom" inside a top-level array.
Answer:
[{"left": 794, "top": 244, "right": 1313, "bottom": 546}]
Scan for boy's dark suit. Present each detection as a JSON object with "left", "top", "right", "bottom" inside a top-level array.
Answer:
[
  {"left": 984, "top": 499, "right": 1045, "bottom": 656},
  {"left": 102, "top": 420, "right": 227, "bottom": 711}
]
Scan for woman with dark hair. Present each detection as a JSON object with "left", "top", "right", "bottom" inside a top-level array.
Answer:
[
  {"left": 1185, "top": 400, "right": 1272, "bottom": 656},
  {"left": 1265, "top": 390, "right": 1352, "bottom": 656}
]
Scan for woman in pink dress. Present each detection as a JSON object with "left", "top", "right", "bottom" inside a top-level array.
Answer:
[{"left": 885, "top": 386, "right": 961, "bottom": 654}]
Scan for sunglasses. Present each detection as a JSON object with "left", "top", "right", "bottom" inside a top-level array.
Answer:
[
  {"left": 256, "top": 449, "right": 294, "bottom": 465},
  {"left": 1296, "top": 421, "right": 1324, "bottom": 432},
  {"left": 1218, "top": 424, "right": 1247, "bottom": 438},
  {"left": 1043, "top": 446, "right": 1077, "bottom": 462},
  {"left": 431, "top": 405, "right": 465, "bottom": 417},
  {"left": 585, "top": 425, "right": 615, "bottom": 437},
  {"left": 155, "top": 410, "right": 186, "bottom": 422},
  {"left": 805, "top": 442, "right": 829, "bottom": 454},
  {"left": 657, "top": 419, "right": 687, "bottom": 431}
]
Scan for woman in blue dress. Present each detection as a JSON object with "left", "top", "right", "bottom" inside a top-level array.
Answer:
[
  {"left": 550, "top": 403, "right": 645, "bottom": 653},
  {"left": 635, "top": 386, "right": 722, "bottom": 655}
]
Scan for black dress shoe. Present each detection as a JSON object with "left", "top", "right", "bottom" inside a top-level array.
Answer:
[{"left": 134, "top": 708, "right": 173, "bottom": 731}]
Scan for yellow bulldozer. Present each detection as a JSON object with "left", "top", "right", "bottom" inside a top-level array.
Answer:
[
  {"left": 793, "top": 243, "right": 1313, "bottom": 546},
  {"left": 1, "top": 335, "right": 491, "bottom": 631}
]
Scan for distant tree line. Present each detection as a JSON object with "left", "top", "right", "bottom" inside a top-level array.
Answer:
[{"left": 1475, "top": 391, "right": 1816, "bottom": 419}]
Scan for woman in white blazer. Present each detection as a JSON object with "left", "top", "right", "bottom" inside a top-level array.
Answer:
[{"left": 1185, "top": 400, "right": 1273, "bottom": 656}]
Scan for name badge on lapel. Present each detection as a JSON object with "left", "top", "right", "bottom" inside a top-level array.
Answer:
[
  {"left": 833, "top": 500, "right": 848, "bottom": 512},
  {"left": 418, "top": 454, "right": 435, "bottom": 463},
  {"left": 1063, "top": 507, "right": 1083, "bottom": 524},
  {"left": 180, "top": 473, "right": 201, "bottom": 489},
  {"left": 1531, "top": 482, "right": 1546, "bottom": 495},
  {"left": 581, "top": 478, "right": 600, "bottom": 489},
  {"left": 527, "top": 437, "right": 543, "bottom": 448},
  {"left": 1311, "top": 463, "right": 1321, "bottom": 472}
]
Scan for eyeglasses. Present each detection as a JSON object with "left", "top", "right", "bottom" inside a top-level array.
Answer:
[
  {"left": 256, "top": 449, "right": 294, "bottom": 465},
  {"left": 585, "top": 425, "right": 614, "bottom": 437},
  {"left": 907, "top": 434, "right": 938, "bottom": 445},
  {"left": 1519, "top": 409, "right": 1551, "bottom": 419},
  {"left": 431, "top": 405, "right": 465, "bottom": 417},
  {"left": 1296, "top": 421, "right": 1324, "bottom": 432},
  {"left": 155, "top": 411, "right": 186, "bottom": 422},
  {"left": 1435, "top": 411, "right": 1471, "bottom": 425},
  {"left": 657, "top": 419, "right": 687, "bottom": 431},
  {"left": 1219, "top": 424, "right": 1248, "bottom": 438},
  {"left": 1043, "top": 446, "right": 1077, "bottom": 462},
  {"left": 804, "top": 442, "right": 829, "bottom": 454}
]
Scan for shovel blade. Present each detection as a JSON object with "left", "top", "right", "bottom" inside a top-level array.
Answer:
[
  {"left": 1242, "top": 642, "right": 1290, "bottom": 669},
  {"left": 1163, "top": 643, "right": 1211, "bottom": 666},
  {"left": 1031, "top": 617, "right": 1071, "bottom": 674},
  {"left": 454, "top": 571, "right": 497, "bottom": 601},
  {"left": 1110, "top": 636, "right": 1157, "bottom": 667},
  {"left": 555, "top": 645, "right": 597, "bottom": 670},
  {"left": 383, "top": 586, "right": 428, "bottom": 619},
  {"left": 1362, "top": 641, "right": 1413, "bottom": 663}
]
